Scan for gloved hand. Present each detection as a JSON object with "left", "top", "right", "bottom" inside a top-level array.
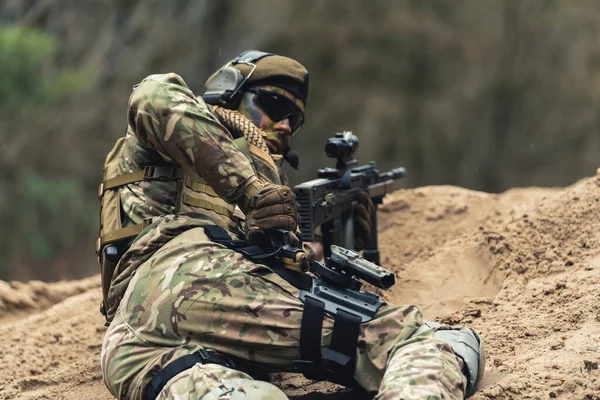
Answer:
[
  {"left": 354, "top": 190, "right": 374, "bottom": 251},
  {"left": 241, "top": 180, "right": 298, "bottom": 246}
]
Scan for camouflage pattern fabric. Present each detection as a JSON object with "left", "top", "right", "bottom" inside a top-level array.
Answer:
[
  {"left": 155, "top": 365, "right": 288, "bottom": 400},
  {"left": 101, "top": 214, "right": 467, "bottom": 400},
  {"left": 118, "top": 73, "right": 261, "bottom": 232}
]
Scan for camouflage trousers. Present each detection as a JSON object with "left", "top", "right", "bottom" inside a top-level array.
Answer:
[{"left": 101, "top": 227, "right": 467, "bottom": 399}]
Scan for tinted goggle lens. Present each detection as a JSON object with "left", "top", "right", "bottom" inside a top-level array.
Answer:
[{"left": 248, "top": 89, "right": 305, "bottom": 134}]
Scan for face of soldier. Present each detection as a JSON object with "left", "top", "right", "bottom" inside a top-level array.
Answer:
[{"left": 238, "top": 84, "right": 305, "bottom": 155}]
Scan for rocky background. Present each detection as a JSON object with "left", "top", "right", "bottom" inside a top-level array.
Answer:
[{"left": 1, "top": 0, "right": 600, "bottom": 281}]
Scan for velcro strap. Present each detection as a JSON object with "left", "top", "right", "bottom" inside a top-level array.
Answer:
[
  {"left": 104, "top": 171, "right": 145, "bottom": 191},
  {"left": 203, "top": 225, "right": 233, "bottom": 241},
  {"left": 143, "top": 165, "right": 182, "bottom": 181},
  {"left": 100, "top": 224, "right": 143, "bottom": 247},
  {"left": 203, "top": 225, "right": 258, "bottom": 253},
  {"left": 101, "top": 166, "right": 182, "bottom": 195},
  {"left": 296, "top": 296, "right": 362, "bottom": 387},
  {"left": 182, "top": 194, "right": 234, "bottom": 215},
  {"left": 322, "top": 309, "right": 362, "bottom": 386},
  {"left": 296, "top": 296, "right": 326, "bottom": 381}
]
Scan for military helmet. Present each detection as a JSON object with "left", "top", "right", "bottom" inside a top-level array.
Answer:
[{"left": 203, "top": 50, "right": 310, "bottom": 109}]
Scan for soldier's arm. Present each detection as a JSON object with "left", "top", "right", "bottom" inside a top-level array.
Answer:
[{"left": 127, "top": 73, "right": 261, "bottom": 209}]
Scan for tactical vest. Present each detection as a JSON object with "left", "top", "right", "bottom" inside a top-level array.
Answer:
[
  {"left": 97, "top": 106, "right": 282, "bottom": 319},
  {"left": 97, "top": 136, "right": 257, "bottom": 311}
]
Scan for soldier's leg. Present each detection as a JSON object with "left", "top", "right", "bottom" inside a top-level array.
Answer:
[
  {"left": 352, "top": 305, "right": 483, "bottom": 399},
  {"left": 370, "top": 320, "right": 483, "bottom": 399},
  {"left": 102, "top": 306, "right": 289, "bottom": 400},
  {"left": 102, "top": 227, "right": 302, "bottom": 399}
]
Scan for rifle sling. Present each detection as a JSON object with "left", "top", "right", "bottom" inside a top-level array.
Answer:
[{"left": 202, "top": 225, "right": 312, "bottom": 291}]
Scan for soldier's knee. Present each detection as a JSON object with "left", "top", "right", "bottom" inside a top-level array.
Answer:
[
  {"left": 417, "top": 321, "right": 485, "bottom": 397},
  {"left": 202, "top": 379, "right": 289, "bottom": 400}
]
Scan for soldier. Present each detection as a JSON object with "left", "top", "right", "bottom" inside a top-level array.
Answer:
[{"left": 99, "top": 50, "right": 484, "bottom": 400}]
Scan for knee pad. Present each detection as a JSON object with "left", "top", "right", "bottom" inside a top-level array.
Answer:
[
  {"left": 418, "top": 322, "right": 485, "bottom": 398},
  {"left": 203, "top": 378, "right": 289, "bottom": 400}
]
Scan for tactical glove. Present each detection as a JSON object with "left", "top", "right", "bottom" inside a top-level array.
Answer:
[
  {"left": 241, "top": 180, "right": 298, "bottom": 246},
  {"left": 354, "top": 190, "right": 374, "bottom": 251}
]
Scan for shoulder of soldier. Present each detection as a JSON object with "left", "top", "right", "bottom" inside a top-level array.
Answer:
[
  {"left": 130, "top": 72, "right": 204, "bottom": 105},
  {"left": 128, "top": 72, "right": 212, "bottom": 116},
  {"left": 134, "top": 72, "right": 190, "bottom": 90}
]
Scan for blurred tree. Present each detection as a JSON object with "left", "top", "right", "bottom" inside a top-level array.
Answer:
[
  {"left": 0, "top": 26, "right": 95, "bottom": 279},
  {"left": 2, "top": 0, "right": 600, "bottom": 280}
]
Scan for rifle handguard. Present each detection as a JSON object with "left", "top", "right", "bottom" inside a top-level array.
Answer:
[{"left": 329, "top": 245, "right": 395, "bottom": 290}]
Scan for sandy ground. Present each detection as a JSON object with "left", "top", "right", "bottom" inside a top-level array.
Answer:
[{"left": 1, "top": 173, "right": 600, "bottom": 400}]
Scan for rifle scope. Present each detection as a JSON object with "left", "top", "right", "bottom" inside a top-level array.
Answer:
[{"left": 325, "top": 132, "right": 359, "bottom": 160}]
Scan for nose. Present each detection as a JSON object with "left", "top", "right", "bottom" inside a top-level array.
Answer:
[{"left": 274, "top": 117, "right": 292, "bottom": 137}]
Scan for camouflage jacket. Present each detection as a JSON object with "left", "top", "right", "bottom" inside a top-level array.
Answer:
[{"left": 118, "top": 73, "right": 260, "bottom": 233}]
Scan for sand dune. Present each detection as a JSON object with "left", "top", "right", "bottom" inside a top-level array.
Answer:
[{"left": 2, "top": 172, "right": 600, "bottom": 399}]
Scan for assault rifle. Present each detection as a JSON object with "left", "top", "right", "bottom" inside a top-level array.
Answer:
[
  {"left": 266, "top": 140, "right": 404, "bottom": 385},
  {"left": 293, "top": 131, "right": 406, "bottom": 264}
]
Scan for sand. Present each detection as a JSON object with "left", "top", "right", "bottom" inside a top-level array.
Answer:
[{"left": 1, "top": 172, "right": 599, "bottom": 399}]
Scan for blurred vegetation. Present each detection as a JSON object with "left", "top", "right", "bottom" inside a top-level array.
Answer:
[
  {"left": 0, "top": 25, "right": 95, "bottom": 280},
  {"left": 1, "top": 0, "right": 600, "bottom": 280}
]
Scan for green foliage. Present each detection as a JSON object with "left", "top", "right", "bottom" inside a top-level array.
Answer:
[
  {"left": 0, "top": 170, "right": 97, "bottom": 266},
  {"left": 0, "top": 25, "right": 96, "bottom": 278},
  {"left": 0, "top": 26, "right": 92, "bottom": 111},
  {"left": 0, "top": 26, "right": 57, "bottom": 107},
  {"left": 2, "top": 0, "right": 600, "bottom": 281}
]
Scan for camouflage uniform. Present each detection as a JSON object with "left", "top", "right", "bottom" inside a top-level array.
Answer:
[
  {"left": 102, "top": 214, "right": 467, "bottom": 400},
  {"left": 101, "top": 72, "right": 479, "bottom": 399},
  {"left": 117, "top": 73, "right": 263, "bottom": 234}
]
